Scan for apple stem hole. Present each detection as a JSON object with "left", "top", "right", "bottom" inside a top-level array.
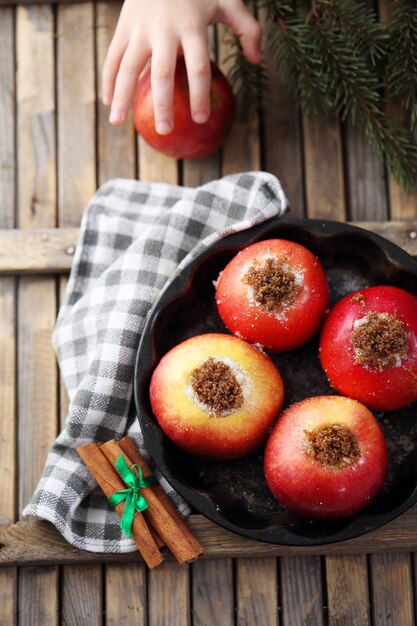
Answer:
[{"left": 304, "top": 424, "right": 361, "bottom": 469}]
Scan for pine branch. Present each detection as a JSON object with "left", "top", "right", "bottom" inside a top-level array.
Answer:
[
  {"left": 267, "top": 17, "right": 333, "bottom": 116},
  {"left": 310, "top": 5, "right": 417, "bottom": 190},
  {"left": 385, "top": 0, "right": 417, "bottom": 135}
]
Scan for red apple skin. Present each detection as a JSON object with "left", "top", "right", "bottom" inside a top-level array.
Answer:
[
  {"left": 216, "top": 239, "right": 329, "bottom": 352},
  {"left": 149, "top": 333, "right": 284, "bottom": 460},
  {"left": 264, "top": 396, "right": 388, "bottom": 521},
  {"left": 319, "top": 286, "right": 417, "bottom": 411},
  {"left": 133, "top": 57, "right": 235, "bottom": 159}
]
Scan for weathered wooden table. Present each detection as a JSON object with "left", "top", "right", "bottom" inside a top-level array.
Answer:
[{"left": 1, "top": 1, "right": 417, "bottom": 624}]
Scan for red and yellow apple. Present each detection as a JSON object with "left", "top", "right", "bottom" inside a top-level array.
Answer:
[
  {"left": 133, "top": 57, "right": 235, "bottom": 159},
  {"left": 215, "top": 239, "right": 329, "bottom": 352},
  {"left": 149, "top": 333, "right": 284, "bottom": 460},
  {"left": 319, "top": 286, "right": 417, "bottom": 411},
  {"left": 264, "top": 395, "right": 388, "bottom": 520}
]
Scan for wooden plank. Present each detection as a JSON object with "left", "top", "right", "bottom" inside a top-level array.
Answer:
[
  {"left": 96, "top": 1, "right": 137, "bottom": 184},
  {"left": 56, "top": 4, "right": 103, "bottom": 622},
  {"left": 218, "top": 25, "right": 261, "bottom": 175},
  {"left": 105, "top": 563, "right": 147, "bottom": 626},
  {"left": 1, "top": 219, "right": 416, "bottom": 275},
  {"left": 0, "top": 228, "right": 78, "bottom": 274},
  {"left": 326, "top": 555, "right": 371, "bottom": 626},
  {"left": 370, "top": 554, "right": 414, "bottom": 626},
  {"left": 3, "top": 507, "right": 417, "bottom": 566},
  {"left": 261, "top": 16, "right": 304, "bottom": 217},
  {"left": 148, "top": 562, "right": 190, "bottom": 626},
  {"left": 236, "top": 558, "right": 278, "bottom": 626},
  {"left": 57, "top": 2, "right": 96, "bottom": 224},
  {"left": 191, "top": 559, "right": 234, "bottom": 626},
  {"left": 61, "top": 565, "right": 103, "bottom": 626},
  {"left": 280, "top": 556, "right": 324, "bottom": 626},
  {"left": 344, "top": 121, "right": 388, "bottom": 222},
  {"left": 303, "top": 115, "right": 346, "bottom": 221},
  {"left": 0, "top": 7, "right": 15, "bottom": 228},
  {"left": 377, "top": 0, "right": 417, "bottom": 221},
  {"left": 138, "top": 140, "right": 178, "bottom": 185},
  {"left": 0, "top": 7, "right": 17, "bottom": 625},
  {"left": 16, "top": 6, "right": 59, "bottom": 625}
]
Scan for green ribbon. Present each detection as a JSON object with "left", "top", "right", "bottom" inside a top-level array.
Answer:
[{"left": 108, "top": 454, "right": 157, "bottom": 538}]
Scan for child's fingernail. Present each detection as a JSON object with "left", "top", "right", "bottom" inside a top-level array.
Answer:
[
  {"left": 109, "top": 109, "right": 124, "bottom": 124},
  {"left": 193, "top": 112, "right": 208, "bottom": 124},
  {"left": 156, "top": 121, "right": 172, "bottom": 134}
]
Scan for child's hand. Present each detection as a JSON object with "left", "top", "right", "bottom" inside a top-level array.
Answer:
[{"left": 102, "top": 0, "right": 261, "bottom": 133}]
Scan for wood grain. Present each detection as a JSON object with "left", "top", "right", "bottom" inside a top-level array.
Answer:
[
  {"left": 0, "top": 228, "right": 79, "bottom": 274},
  {"left": 191, "top": 559, "right": 234, "bottom": 626},
  {"left": 261, "top": 16, "right": 304, "bottom": 217},
  {"left": 280, "top": 556, "right": 324, "bottom": 626},
  {"left": 61, "top": 565, "right": 103, "bottom": 626},
  {"left": 0, "top": 7, "right": 15, "bottom": 228},
  {"left": 96, "top": 1, "right": 137, "bottom": 184},
  {"left": 105, "top": 563, "right": 147, "bottom": 626},
  {"left": 303, "top": 115, "right": 346, "bottom": 221},
  {"left": 56, "top": 3, "right": 103, "bottom": 619},
  {"left": 236, "top": 558, "right": 278, "bottom": 626},
  {"left": 326, "top": 555, "right": 371, "bottom": 626},
  {"left": 1, "top": 220, "right": 416, "bottom": 275},
  {"left": 218, "top": 25, "right": 261, "bottom": 175},
  {"left": 149, "top": 562, "right": 190, "bottom": 626},
  {"left": 6, "top": 508, "right": 417, "bottom": 567},
  {"left": 370, "top": 554, "right": 415, "bottom": 626},
  {"left": 344, "top": 121, "right": 388, "bottom": 222},
  {"left": 57, "top": 3, "right": 96, "bottom": 224},
  {"left": 0, "top": 10, "right": 17, "bottom": 623},
  {"left": 16, "top": 7, "right": 59, "bottom": 625}
]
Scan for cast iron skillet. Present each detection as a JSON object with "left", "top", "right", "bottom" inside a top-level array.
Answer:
[{"left": 134, "top": 218, "right": 417, "bottom": 545}]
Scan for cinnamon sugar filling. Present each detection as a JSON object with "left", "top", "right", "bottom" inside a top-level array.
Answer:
[
  {"left": 352, "top": 311, "right": 408, "bottom": 371},
  {"left": 243, "top": 256, "right": 302, "bottom": 313},
  {"left": 189, "top": 357, "right": 244, "bottom": 417},
  {"left": 305, "top": 424, "right": 361, "bottom": 469}
]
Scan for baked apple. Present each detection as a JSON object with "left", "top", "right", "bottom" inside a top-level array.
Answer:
[
  {"left": 264, "top": 395, "right": 388, "bottom": 520},
  {"left": 133, "top": 57, "right": 235, "bottom": 159},
  {"left": 319, "top": 286, "right": 417, "bottom": 411},
  {"left": 215, "top": 239, "right": 329, "bottom": 351},
  {"left": 149, "top": 333, "right": 284, "bottom": 460}
]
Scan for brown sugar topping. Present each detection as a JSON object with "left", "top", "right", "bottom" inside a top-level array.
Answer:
[
  {"left": 305, "top": 424, "right": 361, "bottom": 469},
  {"left": 243, "top": 256, "right": 302, "bottom": 313},
  {"left": 350, "top": 293, "right": 366, "bottom": 306},
  {"left": 351, "top": 312, "right": 408, "bottom": 371},
  {"left": 190, "top": 357, "right": 244, "bottom": 417}
]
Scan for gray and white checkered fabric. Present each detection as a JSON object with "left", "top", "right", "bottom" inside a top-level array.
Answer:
[{"left": 23, "top": 171, "right": 288, "bottom": 553}]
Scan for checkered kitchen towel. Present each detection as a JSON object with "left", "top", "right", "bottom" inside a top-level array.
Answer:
[{"left": 23, "top": 172, "right": 288, "bottom": 553}]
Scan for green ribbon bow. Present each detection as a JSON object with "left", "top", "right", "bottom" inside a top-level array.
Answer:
[{"left": 108, "top": 454, "right": 157, "bottom": 538}]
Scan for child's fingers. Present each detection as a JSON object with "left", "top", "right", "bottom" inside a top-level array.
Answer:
[
  {"left": 108, "top": 42, "right": 150, "bottom": 125},
  {"left": 182, "top": 29, "right": 211, "bottom": 124},
  {"left": 150, "top": 40, "right": 178, "bottom": 134},
  {"left": 222, "top": 1, "right": 262, "bottom": 64},
  {"left": 102, "top": 35, "right": 128, "bottom": 107}
]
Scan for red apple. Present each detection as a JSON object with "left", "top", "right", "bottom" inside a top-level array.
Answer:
[
  {"left": 319, "top": 286, "right": 417, "bottom": 411},
  {"left": 215, "top": 239, "right": 329, "bottom": 351},
  {"left": 149, "top": 333, "right": 284, "bottom": 460},
  {"left": 133, "top": 57, "right": 235, "bottom": 159},
  {"left": 264, "top": 396, "right": 388, "bottom": 520}
]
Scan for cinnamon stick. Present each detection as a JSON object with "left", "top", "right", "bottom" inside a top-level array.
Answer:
[
  {"left": 77, "top": 443, "right": 163, "bottom": 569},
  {"left": 100, "top": 439, "right": 204, "bottom": 564},
  {"left": 118, "top": 436, "right": 205, "bottom": 557}
]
